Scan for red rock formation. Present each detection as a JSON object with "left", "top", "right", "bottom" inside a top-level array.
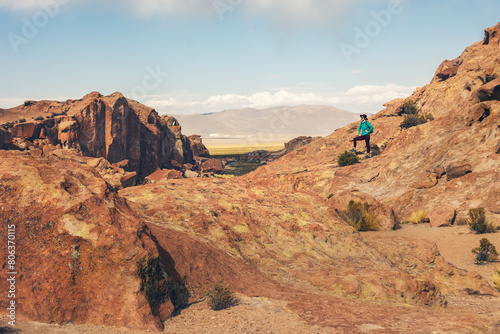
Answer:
[
  {"left": 429, "top": 205, "right": 456, "bottom": 228},
  {"left": 188, "top": 134, "right": 210, "bottom": 158},
  {"left": 0, "top": 151, "right": 188, "bottom": 330},
  {"left": 0, "top": 128, "right": 12, "bottom": 146},
  {"left": 0, "top": 92, "right": 201, "bottom": 180},
  {"left": 146, "top": 169, "right": 184, "bottom": 183},
  {"left": 200, "top": 158, "right": 225, "bottom": 174}
]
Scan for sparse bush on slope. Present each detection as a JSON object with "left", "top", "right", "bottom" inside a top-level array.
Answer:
[
  {"left": 207, "top": 281, "right": 238, "bottom": 311},
  {"left": 400, "top": 101, "right": 433, "bottom": 129},
  {"left": 338, "top": 151, "right": 359, "bottom": 167}
]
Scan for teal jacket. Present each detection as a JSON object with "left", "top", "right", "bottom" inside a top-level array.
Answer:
[{"left": 358, "top": 120, "right": 373, "bottom": 136}]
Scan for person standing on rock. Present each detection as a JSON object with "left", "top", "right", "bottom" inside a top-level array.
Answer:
[{"left": 350, "top": 114, "right": 373, "bottom": 158}]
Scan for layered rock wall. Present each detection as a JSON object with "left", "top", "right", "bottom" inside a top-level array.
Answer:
[{"left": 0, "top": 92, "right": 200, "bottom": 179}]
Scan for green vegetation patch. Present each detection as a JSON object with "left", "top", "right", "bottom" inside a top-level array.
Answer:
[
  {"left": 338, "top": 151, "right": 359, "bottom": 167},
  {"left": 400, "top": 101, "right": 434, "bottom": 129},
  {"left": 472, "top": 238, "right": 498, "bottom": 264}
]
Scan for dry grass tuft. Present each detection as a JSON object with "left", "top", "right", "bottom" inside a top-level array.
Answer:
[
  {"left": 408, "top": 210, "right": 429, "bottom": 224},
  {"left": 493, "top": 267, "right": 500, "bottom": 292}
]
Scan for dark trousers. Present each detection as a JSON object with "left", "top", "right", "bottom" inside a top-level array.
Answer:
[{"left": 353, "top": 135, "right": 370, "bottom": 153}]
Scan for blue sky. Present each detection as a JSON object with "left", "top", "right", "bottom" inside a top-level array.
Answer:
[{"left": 1, "top": 0, "right": 499, "bottom": 115}]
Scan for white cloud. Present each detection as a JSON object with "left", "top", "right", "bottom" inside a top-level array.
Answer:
[
  {"left": 0, "top": 0, "right": 43, "bottom": 11},
  {"left": 0, "top": 0, "right": 386, "bottom": 26},
  {"left": 144, "top": 83, "right": 415, "bottom": 115}
]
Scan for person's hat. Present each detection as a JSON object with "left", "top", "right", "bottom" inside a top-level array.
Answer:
[{"left": 360, "top": 114, "right": 367, "bottom": 118}]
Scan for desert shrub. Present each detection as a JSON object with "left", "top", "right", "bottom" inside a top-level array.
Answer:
[
  {"left": 493, "top": 267, "right": 500, "bottom": 291},
  {"left": 19, "top": 118, "right": 26, "bottom": 123},
  {"left": 400, "top": 114, "right": 427, "bottom": 129},
  {"left": 399, "top": 101, "right": 433, "bottom": 129},
  {"left": 35, "top": 116, "right": 44, "bottom": 121},
  {"left": 401, "top": 101, "right": 419, "bottom": 115},
  {"left": 408, "top": 210, "right": 429, "bottom": 224},
  {"left": 472, "top": 238, "right": 498, "bottom": 264},
  {"left": 338, "top": 151, "right": 359, "bottom": 167},
  {"left": 338, "top": 200, "right": 379, "bottom": 232},
  {"left": 206, "top": 281, "right": 238, "bottom": 311},
  {"left": 468, "top": 208, "right": 496, "bottom": 234}
]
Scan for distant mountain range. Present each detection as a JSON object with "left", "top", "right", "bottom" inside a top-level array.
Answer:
[{"left": 172, "top": 105, "right": 360, "bottom": 144}]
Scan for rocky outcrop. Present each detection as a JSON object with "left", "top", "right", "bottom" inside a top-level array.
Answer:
[
  {"left": 483, "top": 21, "right": 500, "bottom": 45},
  {"left": 0, "top": 128, "right": 12, "bottom": 147},
  {"left": 11, "top": 122, "right": 39, "bottom": 139},
  {"left": 0, "top": 92, "right": 203, "bottom": 180},
  {"left": 446, "top": 162, "right": 472, "bottom": 181},
  {"left": 0, "top": 151, "right": 189, "bottom": 330},
  {"left": 433, "top": 59, "right": 460, "bottom": 82},
  {"left": 188, "top": 134, "right": 210, "bottom": 158},
  {"left": 145, "top": 169, "right": 183, "bottom": 183}
]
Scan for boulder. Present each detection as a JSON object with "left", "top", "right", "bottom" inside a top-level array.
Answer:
[
  {"left": 146, "top": 169, "right": 184, "bottom": 183},
  {"left": 87, "top": 157, "right": 113, "bottom": 174},
  {"left": 184, "top": 170, "right": 199, "bottom": 178},
  {"left": 201, "top": 159, "right": 225, "bottom": 174},
  {"left": 434, "top": 59, "right": 459, "bottom": 82},
  {"left": 474, "top": 78, "right": 500, "bottom": 102},
  {"left": 188, "top": 134, "right": 210, "bottom": 158},
  {"left": 120, "top": 172, "right": 137, "bottom": 188},
  {"left": 446, "top": 162, "right": 472, "bottom": 181},
  {"left": 467, "top": 103, "right": 491, "bottom": 125},
  {"left": 12, "top": 122, "right": 38, "bottom": 138},
  {"left": 429, "top": 206, "right": 456, "bottom": 228},
  {"left": 0, "top": 128, "right": 12, "bottom": 146}
]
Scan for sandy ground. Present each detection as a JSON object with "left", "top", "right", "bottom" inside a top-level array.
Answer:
[
  {"left": 362, "top": 223, "right": 500, "bottom": 287},
  {"left": 2, "top": 224, "right": 499, "bottom": 334},
  {"left": 0, "top": 295, "right": 336, "bottom": 334}
]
